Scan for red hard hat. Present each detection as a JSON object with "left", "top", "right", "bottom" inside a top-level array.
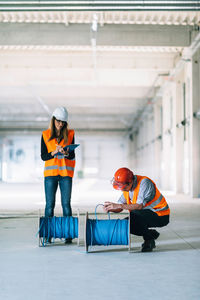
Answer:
[{"left": 112, "top": 167, "right": 134, "bottom": 190}]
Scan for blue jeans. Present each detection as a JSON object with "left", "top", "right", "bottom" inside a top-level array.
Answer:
[{"left": 44, "top": 176, "right": 72, "bottom": 217}]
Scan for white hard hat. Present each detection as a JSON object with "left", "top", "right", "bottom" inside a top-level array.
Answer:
[{"left": 52, "top": 107, "right": 68, "bottom": 122}]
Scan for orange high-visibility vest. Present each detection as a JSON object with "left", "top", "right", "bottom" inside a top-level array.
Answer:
[
  {"left": 42, "top": 129, "right": 75, "bottom": 178},
  {"left": 123, "top": 175, "right": 170, "bottom": 216}
]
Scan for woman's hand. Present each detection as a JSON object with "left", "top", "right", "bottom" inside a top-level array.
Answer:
[
  {"left": 61, "top": 147, "right": 69, "bottom": 157},
  {"left": 51, "top": 145, "right": 62, "bottom": 156}
]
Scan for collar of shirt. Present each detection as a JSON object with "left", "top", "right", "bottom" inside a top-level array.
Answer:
[{"left": 130, "top": 175, "right": 137, "bottom": 191}]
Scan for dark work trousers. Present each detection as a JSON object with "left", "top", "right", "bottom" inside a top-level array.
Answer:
[{"left": 129, "top": 209, "right": 169, "bottom": 241}]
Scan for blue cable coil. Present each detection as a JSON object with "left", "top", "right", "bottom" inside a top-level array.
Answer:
[
  {"left": 39, "top": 216, "right": 78, "bottom": 241},
  {"left": 86, "top": 205, "right": 129, "bottom": 247}
]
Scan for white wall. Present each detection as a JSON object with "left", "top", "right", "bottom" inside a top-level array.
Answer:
[
  {"left": 0, "top": 134, "right": 42, "bottom": 182},
  {"left": 128, "top": 50, "right": 200, "bottom": 197},
  {"left": 0, "top": 132, "right": 129, "bottom": 183},
  {"left": 77, "top": 133, "right": 129, "bottom": 180}
]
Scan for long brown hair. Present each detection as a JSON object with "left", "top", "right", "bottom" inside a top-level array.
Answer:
[{"left": 48, "top": 116, "right": 69, "bottom": 144}]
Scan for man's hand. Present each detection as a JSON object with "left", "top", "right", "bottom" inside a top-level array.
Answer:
[
  {"left": 104, "top": 202, "right": 123, "bottom": 213},
  {"left": 104, "top": 201, "right": 143, "bottom": 213}
]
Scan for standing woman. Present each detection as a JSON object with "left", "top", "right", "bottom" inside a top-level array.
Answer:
[{"left": 41, "top": 107, "right": 75, "bottom": 241}]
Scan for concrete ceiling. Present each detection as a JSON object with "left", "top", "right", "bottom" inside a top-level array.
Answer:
[
  {"left": 0, "top": 1, "right": 199, "bottom": 11},
  {"left": 0, "top": 11, "right": 199, "bottom": 132}
]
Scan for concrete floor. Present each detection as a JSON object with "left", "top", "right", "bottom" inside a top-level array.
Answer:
[{"left": 0, "top": 181, "right": 200, "bottom": 300}]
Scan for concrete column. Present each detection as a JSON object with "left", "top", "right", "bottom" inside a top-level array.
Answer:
[
  {"left": 148, "top": 115, "right": 155, "bottom": 181},
  {"left": 174, "top": 72, "right": 185, "bottom": 194},
  {"left": 162, "top": 84, "right": 178, "bottom": 192},
  {"left": 0, "top": 137, "right": 2, "bottom": 181},
  {"left": 154, "top": 100, "right": 162, "bottom": 187},
  {"left": 171, "top": 82, "right": 177, "bottom": 193},
  {"left": 136, "top": 120, "right": 144, "bottom": 175},
  {"left": 182, "top": 65, "right": 191, "bottom": 195},
  {"left": 191, "top": 49, "right": 200, "bottom": 198},
  {"left": 162, "top": 89, "right": 172, "bottom": 190},
  {"left": 128, "top": 131, "right": 137, "bottom": 172}
]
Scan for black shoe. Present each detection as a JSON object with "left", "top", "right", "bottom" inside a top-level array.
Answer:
[
  {"left": 65, "top": 238, "right": 72, "bottom": 244},
  {"left": 141, "top": 239, "right": 156, "bottom": 252},
  {"left": 142, "top": 230, "right": 160, "bottom": 247}
]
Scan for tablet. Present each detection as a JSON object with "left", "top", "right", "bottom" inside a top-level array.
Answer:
[{"left": 63, "top": 144, "right": 80, "bottom": 152}]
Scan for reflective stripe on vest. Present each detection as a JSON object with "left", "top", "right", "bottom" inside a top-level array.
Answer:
[
  {"left": 42, "top": 129, "right": 75, "bottom": 178},
  {"left": 44, "top": 165, "right": 75, "bottom": 171},
  {"left": 123, "top": 175, "right": 170, "bottom": 217}
]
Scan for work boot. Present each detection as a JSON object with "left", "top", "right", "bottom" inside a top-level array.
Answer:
[
  {"left": 65, "top": 238, "right": 72, "bottom": 244},
  {"left": 142, "top": 230, "right": 160, "bottom": 247},
  {"left": 141, "top": 239, "right": 156, "bottom": 252}
]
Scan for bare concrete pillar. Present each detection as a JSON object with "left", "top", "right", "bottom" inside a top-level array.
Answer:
[
  {"left": 191, "top": 49, "right": 200, "bottom": 198},
  {"left": 174, "top": 73, "right": 185, "bottom": 194},
  {"left": 154, "top": 100, "right": 162, "bottom": 187}
]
